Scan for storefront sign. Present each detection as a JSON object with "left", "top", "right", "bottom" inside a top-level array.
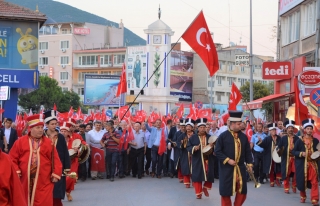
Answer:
[
  {"left": 0, "top": 86, "right": 10, "bottom": 100},
  {"left": 262, "top": 62, "right": 291, "bottom": 79},
  {"left": 298, "top": 70, "right": 320, "bottom": 86},
  {"left": 73, "top": 28, "right": 90, "bottom": 35},
  {"left": 235, "top": 55, "right": 249, "bottom": 66}
]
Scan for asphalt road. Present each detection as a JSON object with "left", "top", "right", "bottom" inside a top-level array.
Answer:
[{"left": 63, "top": 176, "right": 303, "bottom": 206}]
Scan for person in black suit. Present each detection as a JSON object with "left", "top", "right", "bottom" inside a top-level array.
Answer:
[
  {"left": 2, "top": 118, "right": 18, "bottom": 153},
  {"left": 167, "top": 121, "right": 179, "bottom": 177}
]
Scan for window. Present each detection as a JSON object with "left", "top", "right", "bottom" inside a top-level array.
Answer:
[
  {"left": 78, "top": 88, "right": 84, "bottom": 95},
  {"left": 101, "top": 71, "right": 112, "bottom": 75},
  {"left": 113, "top": 54, "right": 125, "bottom": 65},
  {"left": 39, "top": 72, "right": 48, "bottom": 77},
  {"left": 281, "top": 11, "right": 300, "bottom": 45},
  {"left": 61, "top": 87, "right": 68, "bottom": 92},
  {"left": 39, "top": 42, "right": 48, "bottom": 50},
  {"left": 61, "top": 41, "right": 69, "bottom": 49},
  {"left": 240, "top": 66, "right": 245, "bottom": 73},
  {"left": 302, "top": 1, "right": 317, "bottom": 37},
  {"left": 60, "top": 56, "right": 69, "bottom": 65},
  {"left": 78, "top": 55, "right": 98, "bottom": 66},
  {"left": 78, "top": 72, "right": 98, "bottom": 82},
  {"left": 60, "top": 72, "right": 68, "bottom": 80},
  {"left": 239, "top": 78, "right": 246, "bottom": 86},
  {"left": 219, "top": 61, "right": 223, "bottom": 70},
  {"left": 227, "top": 77, "right": 236, "bottom": 86},
  {"left": 216, "top": 76, "right": 222, "bottom": 85},
  {"left": 39, "top": 57, "right": 48, "bottom": 65},
  {"left": 113, "top": 71, "right": 121, "bottom": 75},
  {"left": 61, "top": 28, "right": 69, "bottom": 34},
  {"left": 216, "top": 92, "right": 224, "bottom": 102},
  {"left": 101, "top": 55, "right": 112, "bottom": 65}
]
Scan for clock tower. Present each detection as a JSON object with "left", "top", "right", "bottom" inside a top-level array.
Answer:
[{"left": 136, "top": 9, "right": 179, "bottom": 115}]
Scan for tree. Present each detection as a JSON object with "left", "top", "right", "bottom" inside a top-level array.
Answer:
[
  {"left": 240, "top": 81, "right": 270, "bottom": 102},
  {"left": 19, "top": 76, "right": 63, "bottom": 112},
  {"left": 18, "top": 76, "right": 82, "bottom": 113}
]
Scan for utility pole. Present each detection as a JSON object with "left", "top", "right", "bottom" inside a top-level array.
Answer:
[{"left": 249, "top": 0, "right": 253, "bottom": 103}]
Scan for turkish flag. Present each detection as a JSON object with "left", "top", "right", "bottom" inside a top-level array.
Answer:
[
  {"left": 187, "top": 104, "right": 198, "bottom": 120},
  {"left": 198, "top": 108, "right": 212, "bottom": 121},
  {"left": 148, "top": 111, "right": 160, "bottom": 125},
  {"left": 245, "top": 122, "right": 253, "bottom": 142},
  {"left": 158, "top": 128, "right": 166, "bottom": 155},
  {"left": 176, "top": 104, "right": 184, "bottom": 118},
  {"left": 68, "top": 106, "right": 74, "bottom": 118},
  {"left": 90, "top": 146, "right": 106, "bottom": 172},
  {"left": 182, "top": 11, "right": 219, "bottom": 77},
  {"left": 310, "top": 115, "right": 320, "bottom": 141},
  {"left": 53, "top": 103, "right": 57, "bottom": 111},
  {"left": 218, "top": 112, "right": 229, "bottom": 127},
  {"left": 116, "top": 105, "right": 131, "bottom": 121},
  {"left": 294, "top": 78, "right": 309, "bottom": 125},
  {"left": 125, "top": 126, "right": 135, "bottom": 150},
  {"left": 228, "top": 83, "right": 242, "bottom": 110},
  {"left": 116, "top": 63, "right": 127, "bottom": 97}
]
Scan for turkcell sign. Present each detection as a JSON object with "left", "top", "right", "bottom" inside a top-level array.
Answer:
[
  {"left": 262, "top": 62, "right": 291, "bottom": 79},
  {"left": 0, "top": 69, "right": 39, "bottom": 88}
]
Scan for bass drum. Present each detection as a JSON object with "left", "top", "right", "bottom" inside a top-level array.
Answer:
[{"left": 272, "top": 148, "right": 281, "bottom": 163}]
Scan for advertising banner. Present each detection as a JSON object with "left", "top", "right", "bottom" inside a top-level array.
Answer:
[
  {"left": 262, "top": 62, "right": 291, "bottom": 79},
  {"left": 84, "top": 74, "right": 125, "bottom": 106},
  {"left": 126, "top": 46, "right": 147, "bottom": 89},
  {"left": 0, "top": 21, "right": 39, "bottom": 88},
  {"left": 170, "top": 50, "right": 193, "bottom": 102}
]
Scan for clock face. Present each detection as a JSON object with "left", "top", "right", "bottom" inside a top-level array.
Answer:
[{"left": 153, "top": 35, "right": 162, "bottom": 44}]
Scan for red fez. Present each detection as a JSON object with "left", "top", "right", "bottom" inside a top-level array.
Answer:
[
  {"left": 60, "top": 122, "right": 72, "bottom": 131},
  {"left": 27, "top": 114, "right": 44, "bottom": 128}
]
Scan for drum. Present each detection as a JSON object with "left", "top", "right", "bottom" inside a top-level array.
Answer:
[
  {"left": 316, "top": 143, "right": 320, "bottom": 151},
  {"left": 272, "top": 149, "right": 281, "bottom": 163},
  {"left": 202, "top": 145, "right": 213, "bottom": 156},
  {"left": 68, "top": 149, "right": 77, "bottom": 159},
  {"left": 78, "top": 145, "right": 90, "bottom": 164},
  {"left": 311, "top": 151, "right": 320, "bottom": 160},
  {"left": 208, "top": 136, "right": 218, "bottom": 144}
]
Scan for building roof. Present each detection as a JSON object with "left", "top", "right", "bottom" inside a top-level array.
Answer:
[
  {"left": 44, "top": 16, "right": 57, "bottom": 24},
  {"left": 147, "top": 19, "right": 171, "bottom": 30},
  {"left": 0, "top": 1, "right": 47, "bottom": 23}
]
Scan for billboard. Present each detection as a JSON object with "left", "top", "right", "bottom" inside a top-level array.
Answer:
[
  {"left": 126, "top": 46, "right": 147, "bottom": 89},
  {"left": 170, "top": 50, "right": 193, "bottom": 102},
  {"left": 0, "top": 21, "right": 39, "bottom": 88},
  {"left": 84, "top": 74, "right": 125, "bottom": 106}
]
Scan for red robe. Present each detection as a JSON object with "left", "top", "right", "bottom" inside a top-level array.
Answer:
[
  {"left": 0, "top": 149, "right": 27, "bottom": 206},
  {"left": 9, "top": 135, "right": 62, "bottom": 206},
  {"left": 66, "top": 133, "right": 87, "bottom": 193}
]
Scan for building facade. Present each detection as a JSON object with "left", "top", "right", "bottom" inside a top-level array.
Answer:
[{"left": 38, "top": 20, "right": 124, "bottom": 91}]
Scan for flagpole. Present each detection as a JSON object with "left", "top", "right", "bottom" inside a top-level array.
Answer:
[{"left": 119, "top": 36, "right": 182, "bottom": 122}]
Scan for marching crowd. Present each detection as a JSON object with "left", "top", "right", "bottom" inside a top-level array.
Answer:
[{"left": 0, "top": 109, "right": 320, "bottom": 206}]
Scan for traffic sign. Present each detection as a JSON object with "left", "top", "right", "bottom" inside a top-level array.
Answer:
[
  {"left": 310, "top": 89, "right": 320, "bottom": 107},
  {"left": 194, "top": 101, "right": 203, "bottom": 109}
]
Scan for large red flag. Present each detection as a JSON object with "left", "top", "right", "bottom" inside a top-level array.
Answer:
[
  {"left": 229, "top": 83, "right": 242, "bottom": 110},
  {"left": 176, "top": 104, "right": 184, "bottom": 118},
  {"left": 198, "top": 108, "right": 212, "bottom": 121},
  {"left": 116, "top": 63, "right": 127, "bottom": 97},
  {"left": 158, "top": 128, "right": 166, "bottom": 155},
  {"left": 294, "top": 78, "right": 309, "bottom": 125},
  {"left": 68, "top": 106, "right": 74, "bottom": 118},
  {"left": 116, "top": 105, "right": 131, "bottom": 121},
  {"left": 245, "top": 122, "right": 253, "bottom": 142},
  {"left": 53, "top": 103, "right": 57, "bottom": 111},
  {"left": 182, "top": 11, "right": 219, "bottom": 77},
  {"left": 187, "top": 104, "right": 198, "bottom": 120},
  {"left": 218, "top": 112, "right": 229, "bottom": 127},
  {"left": 90, "top": 146, "right": 106, "bottom": 172}
]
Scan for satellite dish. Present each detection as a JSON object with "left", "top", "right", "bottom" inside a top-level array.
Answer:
[{"left": 230, "top": 42, "right": 236, "bottom": 47}]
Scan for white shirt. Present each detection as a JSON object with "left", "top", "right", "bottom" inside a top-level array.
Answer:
[
  {"left": 87, "top": 129, "right": 105, "bottom": 148},
  {"left": 210, "top": 128, "right": 220, "bottom": 137},
  {"left": 5, "top": 127, "right": 11, "bottom": 143},
  {"left": 131, "top": 131, "right": 145, "bottom": 149}
]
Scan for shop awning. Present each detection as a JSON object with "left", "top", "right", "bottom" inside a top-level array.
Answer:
[{"left": 242, "top": 92, "right": 293, "bottom": 110}]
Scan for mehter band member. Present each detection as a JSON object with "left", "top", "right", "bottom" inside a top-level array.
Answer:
[{"left": 215, "top": 111, "right": 253, "bottom": 206}]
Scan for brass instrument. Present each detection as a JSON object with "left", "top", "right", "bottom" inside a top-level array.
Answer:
[
  {"left": 182, "top": 138, "right": 188, "bottom": 149},
  {"left": 168, "top": 139, "right": 177, "bottom": 147},
  {"left": 246, "top": 165, "right": 260, "bottom": 188},
  {"left": 64, "top": 171, "right": 77, "bottom": 179}
]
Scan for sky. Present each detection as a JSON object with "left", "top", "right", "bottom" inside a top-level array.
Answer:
[{"left": 56, "top": 0, "right": 279, "bottom": 58}]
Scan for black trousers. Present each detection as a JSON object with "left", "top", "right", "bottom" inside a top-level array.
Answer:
[
  {"left": 105, "top": 149, "right": 119, "bottom": 178},
  {"left": 78, "top": 161, "right": 87, "bottom": 180},
  {"left": 253, "top": 150, "right": 265, "bottom": 182},
  {"left": 151, "top": 146, "right": 163, "bottom": 176},
  {"left": 118, "top": 150, "right": 128, "bottom": 176},
  {"left": 213, "top": 155, "right": 219, "bottom": 178},
  {"left": 145, "top": 147, "right": 152, "bottom": 171},
  {"left": 130, "top": 147, "right": 144, "bottom": 176}
]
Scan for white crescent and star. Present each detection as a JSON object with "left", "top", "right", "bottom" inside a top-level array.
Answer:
[
  {"left": 299, "top": 93, "right": 307, "bottom": 106},
  {"left": 196, "top": 28, "right": 211, "bottom": 52},
  {"left": 94, "top": 152, "right": 102, "bottom": 164}
]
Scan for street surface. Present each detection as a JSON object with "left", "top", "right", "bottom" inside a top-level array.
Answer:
[{"left": 64, "top": 176, "right": 303, "bottom": 206}]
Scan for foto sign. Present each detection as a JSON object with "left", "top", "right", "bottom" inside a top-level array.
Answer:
[
  {"left": 0, "top": 86, "right": 10, "bottom": 100},
  {"left": 262, "top": 62, "right": 291, "bottom": 79},
  {"left": 235, "top": 55, "right": 249, "bottom": 66},
  {"left": 298, "top": 70, "right": 320, "bottom": 86}
]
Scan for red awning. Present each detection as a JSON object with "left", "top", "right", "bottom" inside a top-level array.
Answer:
[{"left": 242, "top": 92, "right": 293, "bottom": 110}]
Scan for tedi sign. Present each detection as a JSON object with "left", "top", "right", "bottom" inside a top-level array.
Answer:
[{"left": 262, "top": 62, "right": 292, "bottom": 79}]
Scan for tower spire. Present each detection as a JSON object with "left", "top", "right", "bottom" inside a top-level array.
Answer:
[{"left": 158, "top": 4, "right": 161, "bottom": 19}]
